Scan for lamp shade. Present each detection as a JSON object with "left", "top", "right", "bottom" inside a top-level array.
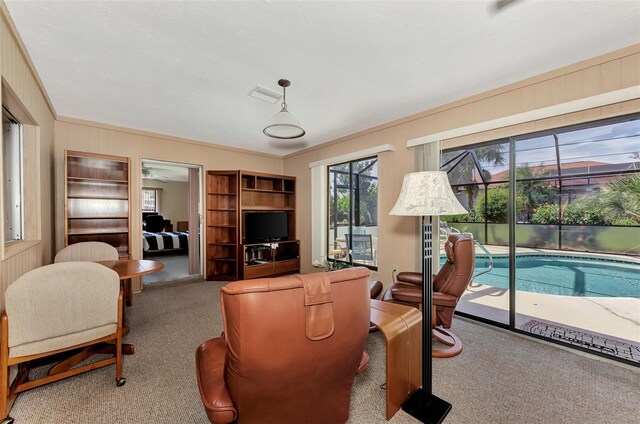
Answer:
[
  {"left": 263, "top": 108, "right": 305, "bottom": 139},
  {"left": 389, "top": 171, "right": 467, "bottom": 216}
]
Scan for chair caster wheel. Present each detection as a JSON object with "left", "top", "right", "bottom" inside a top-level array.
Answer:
[
  {"left": 1, "top": 417, "right": 15, "bottom": 424},
  {"left": 116, "top": 377, "right": 126, "bottom": 387}
]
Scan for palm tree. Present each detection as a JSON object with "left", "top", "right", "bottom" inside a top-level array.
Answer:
[
  {"left": 602, "top": 174, "right": 640, "bottom": 223},
  {"left": 443, "top": 144, "right": 507, "bottom": 219},
  {"left": 515, "top": 164, "right": 559, "bottom": 222}
]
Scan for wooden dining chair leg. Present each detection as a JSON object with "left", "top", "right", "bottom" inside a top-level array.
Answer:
[
  {"left": 116, "top": 292, "right": 125, "bottom": 387},
  {"left": 1, "top": 315, "right": 10, "bottom": 424}
]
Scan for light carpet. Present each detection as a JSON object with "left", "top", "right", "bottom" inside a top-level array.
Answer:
[{"left": 9, "top": 280, "right": 640, "bottom": 423}]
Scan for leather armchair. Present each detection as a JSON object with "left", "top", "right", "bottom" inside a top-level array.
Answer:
[
  {"left": 383, "top": 233, "right": 475, "bottom": 357},
  {"left": 196, "top": 268, "right": 371, "bottom": 424}
]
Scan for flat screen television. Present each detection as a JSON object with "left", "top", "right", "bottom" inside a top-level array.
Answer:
[{"left": 244, "top": 212, "right": 288, "bottom": 243}]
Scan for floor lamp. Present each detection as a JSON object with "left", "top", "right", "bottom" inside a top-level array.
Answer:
[{"left": 389, "top": 171, "right": 467, "bottom": 424}]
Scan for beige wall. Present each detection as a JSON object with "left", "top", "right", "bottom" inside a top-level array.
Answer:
[
  {"left": 142, "top": 179, "right": 189, "bottom": 224},
  {"left": 54, "top": 117, "right": 284, "bottom": 290},
  {"left": 0, "top": 4, "right": 56, "bottom": 308},
  {"left": 284, "top": 44, "right": 640, "bottom": 289}
]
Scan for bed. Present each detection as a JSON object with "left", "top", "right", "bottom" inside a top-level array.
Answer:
[{"left": 143, "top": 231, "right": 189, "bottom": 253}]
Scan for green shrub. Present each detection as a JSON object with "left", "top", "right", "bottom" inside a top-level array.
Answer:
[
  {"left": 441, "top": 213, "right": 471, "bottom": 222},
  {"left": 531, "top": 203, "right": 560, "bottom": 224},
  {"left": 562, "top": 199, "right": 610, "bottom": 225},
  {"left": 611, "top": 218, "right": 639, "bottom": 226},
  {"left": 475, "top": 186, "right": 523, "bottom": 223}
]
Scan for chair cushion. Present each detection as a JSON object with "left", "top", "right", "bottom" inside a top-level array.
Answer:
[
  {"left": 196, "top": 338, "right": 237, "bottom": 424},
  {"left": 10, "top": 324, "right": 117, "bottom": 358},
  {"left": 390, "top": 283, "right": 422, "bottom": 304}
]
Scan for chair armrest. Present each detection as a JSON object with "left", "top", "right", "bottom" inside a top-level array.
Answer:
[
  {"left": 195, "top": 338, "right": 237, "bottom": 424},
  {"left": 390, "top": 283, "right": 422, "bottom": 304},
  {"left": 356, "top": 350, "right": 369, "bottom": 375},
  {"left": 396, "top": 272, "right": 422, "bottom": 286},
  {"left": 433, "top": 292, "right": 458, "bottom": 307}
]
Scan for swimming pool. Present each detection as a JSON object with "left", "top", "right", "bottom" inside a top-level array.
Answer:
[{"left": 463, "top": 255, "right": 640, "bottom": 298}]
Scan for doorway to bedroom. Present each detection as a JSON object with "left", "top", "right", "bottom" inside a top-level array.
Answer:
[{"left": 141, "top": 159, "right": 203, "bottom": 285}]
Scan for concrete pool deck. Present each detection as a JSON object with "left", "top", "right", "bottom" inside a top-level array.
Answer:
[
  {"left": 453, "top": 243, "right": 640, "bottom": 346},
  {"left": 459, "top": 283, "right": 640, "bottom": 343}
]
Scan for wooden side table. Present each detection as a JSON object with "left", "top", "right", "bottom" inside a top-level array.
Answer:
[{"left": 370, "top": 299, "right": 422, "bottom": 420}]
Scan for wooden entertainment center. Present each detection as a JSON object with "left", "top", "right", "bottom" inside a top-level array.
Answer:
[{"left": 205, "top": 170, "right": 299, "bottom": 281}]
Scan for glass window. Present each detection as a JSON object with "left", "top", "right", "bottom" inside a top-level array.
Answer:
[
  {"left": 142, "top": 188, "right": 159, "bottom": 213},
  {"left": 3, "top": 107, "right": 23, "bottom": 244},
  {"left": 327, "top": 157, "right": 378, "bottom": 269},
  {"left": 557, "top": 120, "right": 640, "bottom": 174}
]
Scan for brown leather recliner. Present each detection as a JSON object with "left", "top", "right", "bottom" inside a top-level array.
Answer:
[
  {"left": 383, "top": 233, "right": 475, "bottom": 357},
  {"left": 196, "top": 268, "right": 371, "bottom": 424}
]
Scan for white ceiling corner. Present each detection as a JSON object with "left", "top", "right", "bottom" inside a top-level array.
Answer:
[{"left": 5, "top": 0, "right": 640, "bottom": 156}]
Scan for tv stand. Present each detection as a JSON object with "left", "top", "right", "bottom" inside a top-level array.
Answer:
[
  {"left": 205, "top": 171, "right": 298, "bottom": 281},
  {"left": 243, "top": 240, "right": 300, "bottom": 279}
]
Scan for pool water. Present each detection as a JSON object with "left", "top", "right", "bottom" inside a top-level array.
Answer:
[{"left": 459, "top": 255, "right": 640, "bottom": 298}]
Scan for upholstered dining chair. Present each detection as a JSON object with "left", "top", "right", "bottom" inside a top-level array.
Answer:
[
  {"left": 1, "top": 262, "right": 125, "bottom": 424},
  {"left": 383, "top": 233, "right": 475, "bottom": 357},
  {"left": 53, "top": 241, "right": 135, "bottom": 304},
  {"left": 195, "top": 267, "right": 371, "bottom": 424},
  {"left": 54, "top": 241, "right": 119, "bottom": 263}
]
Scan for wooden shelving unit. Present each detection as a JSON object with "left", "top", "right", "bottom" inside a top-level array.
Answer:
[
  {"left": 205, "top": 170, "right": 298, "bottom": 281},
  {"left": 205, "top": 171, "right": 240, "bottom": 280},
  {"left": 64, "top": 150, "right": 131, "bottom": 259}
]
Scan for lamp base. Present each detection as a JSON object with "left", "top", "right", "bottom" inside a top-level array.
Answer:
[{"left": 402, "top": 388, "right": 452, "bottom": 424}]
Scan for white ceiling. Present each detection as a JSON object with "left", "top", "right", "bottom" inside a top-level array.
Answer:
[
  {"left": 142, "top": 159, "right": 191, "bottom": 182},
  {"left": 5, "top": 1, "right": 640, "bottom": 156}
]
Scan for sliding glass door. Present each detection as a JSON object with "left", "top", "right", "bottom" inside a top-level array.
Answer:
[
  {"left": 441, "top": 114, "right": 640, "bottom": 364},
  {"left": 513, "top": 117, "right": 640, "bottom": 363},
  {"left": 440, "top": 141, "right": 510, "bottom": 325},
  {"left": 327, "top": 157, "right": 378, "bottom": 269}
]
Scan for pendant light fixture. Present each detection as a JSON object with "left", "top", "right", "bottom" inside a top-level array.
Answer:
[{"left": 263, "top": 79, "right": 305, "bottom": 139}]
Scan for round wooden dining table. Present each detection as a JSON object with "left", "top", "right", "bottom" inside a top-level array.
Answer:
[
  {"left": 96, "top": 259, "right": 164, "bottom": 306},
  {"left": 97, "top": 259, "right": 164, "bottom": 279}
]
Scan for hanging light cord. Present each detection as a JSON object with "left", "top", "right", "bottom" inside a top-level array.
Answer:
[{"left": 281, "top": 85, "right": 287, "bottom": 110}]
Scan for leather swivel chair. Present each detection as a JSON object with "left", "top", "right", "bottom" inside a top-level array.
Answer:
[
  {"left": 195, "top": 268, "right": 371, "bottom": 424},
  {"left": 383, "top": 233, "right": 475, "bottom": 357}
]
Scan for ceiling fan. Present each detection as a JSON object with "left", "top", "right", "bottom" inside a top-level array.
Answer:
[{"left": 142, "top": 168, "right": 168, "bottom": 183}]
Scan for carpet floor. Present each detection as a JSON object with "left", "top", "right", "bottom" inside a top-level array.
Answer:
[{"left": 9, "top": 280, "right": 640, "bottom": 423}]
